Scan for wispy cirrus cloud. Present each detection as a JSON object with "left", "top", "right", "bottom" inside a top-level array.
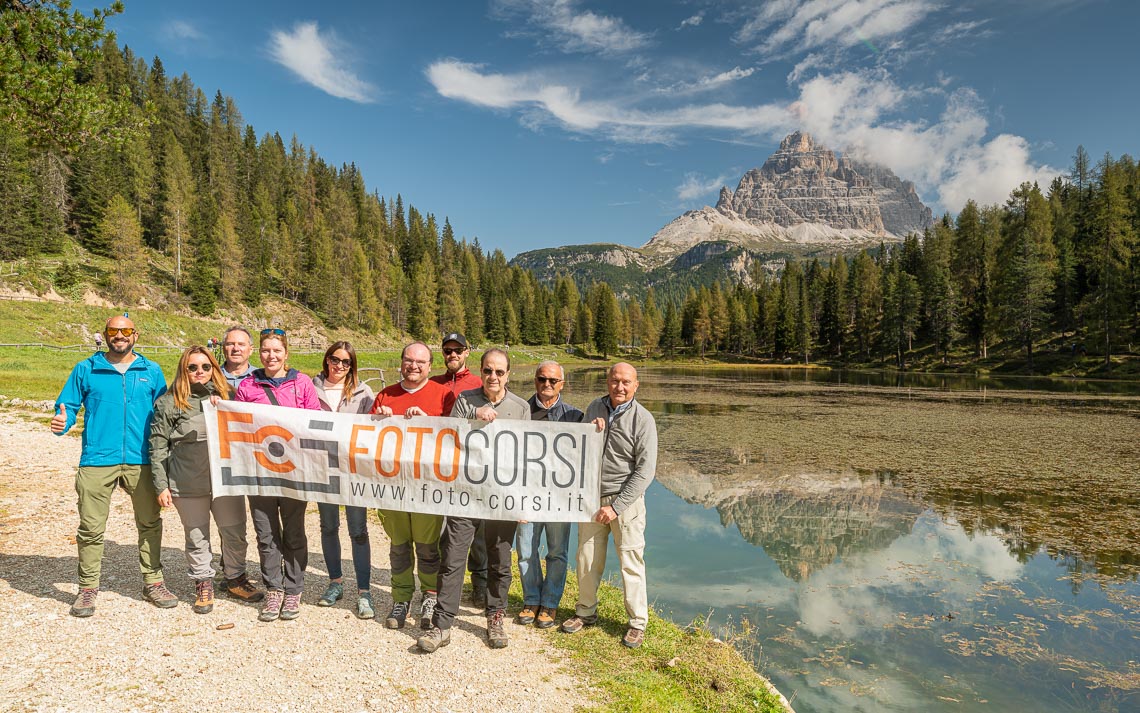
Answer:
[
  {"left": 268, "top": 21, "right": 375, "bottom": 103},
  {"left": 493, "top": 0, "right": 651, "bottom": 54},
  {"left": 658, "top": 66, "right": 757, "bottom": 96},
  {"left": 162, "top": 19, "right": 204, "bottom": 42},
  {"left": 678, "top": 13, "right": 704, "bottom": 30},
  {"left": 736, "top": 0, "right": 939, "bottom": 56},
  {"left": 425, "top": 60, "right": 787, "bottom": 144}
]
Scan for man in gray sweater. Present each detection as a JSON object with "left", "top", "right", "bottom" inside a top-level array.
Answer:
[{"left": 561, "top": 362, "right": 657, "bottom": 648}]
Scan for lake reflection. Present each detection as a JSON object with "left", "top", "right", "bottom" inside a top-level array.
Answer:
[{"left": 561, "top": 367, "right": 1140, "bottom": 713}]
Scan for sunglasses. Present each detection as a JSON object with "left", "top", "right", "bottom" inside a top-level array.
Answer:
[
  {"left": 481, "top": 368, "right": 507, "bottom": 377},
  {"left": 260, "top": 328, "right": 286, "bottom": 336},
  {"left": 535, "top": 376, "right": 562, "bottom": 385},
  {"left": 442, "top": 347, "right": 466, "bottom": 356},
  {"left": 105, "top": 327, "right": 136, "bottom": 337},
  {"left": 327, "top": 356, "right": 352, "bottom": 368},
  {"left": 186, "top": 363, "right": 212, "bottom": 374}
]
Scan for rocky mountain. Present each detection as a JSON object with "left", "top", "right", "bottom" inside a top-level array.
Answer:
[{"left": 511, "top": 131, "right": 933, "bottom": 297}]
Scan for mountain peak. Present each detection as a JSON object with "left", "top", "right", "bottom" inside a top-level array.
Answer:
[{"left": 779, "top": 131, "right": 816, "bottom": 153}]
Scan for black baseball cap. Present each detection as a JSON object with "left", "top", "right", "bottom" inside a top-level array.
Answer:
[{"left": 442, "top": 332, "right": 468, "bottom": 348}]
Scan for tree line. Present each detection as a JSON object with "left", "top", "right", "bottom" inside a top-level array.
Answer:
[
  {"left": 1, "top": 3, "right": 1136, "bottom": 366},
  {"left": 662, "top": 155, "right": 1138, "bottom": 368}
]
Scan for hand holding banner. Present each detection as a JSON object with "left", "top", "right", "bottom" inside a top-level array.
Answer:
[{"left": 204, "top": 400, "right": 601, "bottom": 521}]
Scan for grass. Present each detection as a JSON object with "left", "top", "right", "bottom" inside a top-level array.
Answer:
[{"left": 523, "top": 570, "right": 789, "bottom": 713}]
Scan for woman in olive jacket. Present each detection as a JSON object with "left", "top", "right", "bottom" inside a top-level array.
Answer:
[
  {"left": 150, "top": 346, "right": 245, "bottom": 615},
  {"left": 312, "top": 341, "right": 377, "bottom": 619}
]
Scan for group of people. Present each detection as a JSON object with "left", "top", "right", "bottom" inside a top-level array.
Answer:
[{"left": 52, "top": 316, "right": 658, "bottom": 651}]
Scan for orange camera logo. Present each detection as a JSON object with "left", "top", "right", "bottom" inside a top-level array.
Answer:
[{"left": 217, "top": 410, "right": 296, "bottom": 473}]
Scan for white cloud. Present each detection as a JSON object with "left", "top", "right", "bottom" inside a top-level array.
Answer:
[
  {"left": 268, "top": 21, "right": 376, "bottom": 103},
  {"left": 494, "top": 0, "right": 650, "bottom": 55},
  {"left": 736, "top": 0, "right": 939, "bottom": 56},
  {"left": 676, "top": 172, "right": 733, "bottom": 203},
  {"left": 426, "top": 60, "right": 788, "bottom": 143},
  {"left": 678, "top": 13, "right": 704, "bottom": 29},
  {"left": 163, "top": 20, "right": 204, "bottom": 41},
  {"left": 427, "top": 60, "right": 1057, "bottom": 213},
  {"left": 789, "top": 72, "right": 1058, "bottom": 210},
  {"left": 658, "top": 65, "right": 758, "bottom": 95}
]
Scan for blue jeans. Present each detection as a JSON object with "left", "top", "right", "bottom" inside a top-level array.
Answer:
[
  {"left": 515, "top": 521, "right": 570, "bottom": 609},
  {"left": 317, "top": 503, "right": 370, "bottom": 590}
]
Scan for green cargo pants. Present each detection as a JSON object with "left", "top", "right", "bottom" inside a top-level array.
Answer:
[
  {"left": 378, "top": 509, "right": 442, "bottom": 603},
  {"left": 75, "top": 464, "right": 164, "bottom": 588}
]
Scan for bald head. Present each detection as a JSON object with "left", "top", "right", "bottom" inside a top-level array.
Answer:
[
  {"left": 103, "top": 315, "right": 138, "bottom": 357},
  {"left": 606, "top": 362, "right": 639, "bottom": 406}
]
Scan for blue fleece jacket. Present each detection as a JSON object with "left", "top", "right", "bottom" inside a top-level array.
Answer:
[{"left": 53, "top": 351, "right": 168, "bottom": 466}]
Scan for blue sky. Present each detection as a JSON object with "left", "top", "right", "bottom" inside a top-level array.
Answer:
[{"left": 106, "top": 0, "right": 1139, "bottom": 257}]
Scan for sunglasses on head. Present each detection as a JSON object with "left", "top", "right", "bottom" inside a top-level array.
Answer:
[
  {"left": 535, "top": 376, "right": 562, "bottom": 385},
  {"left": 481, "top": 367, "right": 507, "bottom": 377},
  {"left": 442, "top": 347, "right": 466, "bottom": 356},
  {"left": 260, "top": 328, "right": 286, "bottom": 336},
  {"left": 105, "top": 327, "right": 136, "bottom": 337},
  {"left": 327, "top": 356, "right": 352, "bottom": 368},
  {"left": 186, "top": 363, "right": 212, "bottom": 374}
]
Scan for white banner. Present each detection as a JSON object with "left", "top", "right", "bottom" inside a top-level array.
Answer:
[{"left": 204, "top": 400, "right": 602, "bottom": 521}]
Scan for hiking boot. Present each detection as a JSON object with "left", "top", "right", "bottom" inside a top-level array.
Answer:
[
  {"left": 560, "top": 614, "right": 597, "bottom": 634},
  {"left": 317, "top": 581, "right": 343, "bottom": 607},
  {"left": 259, "top": 589, "right": 284, "bottom": 622},
  {"left": 385, "top": 600, "right": 410, "bottom": 629},
  {"left": 192, "top": 580, "right": 215, "bottom": 614},
  {"left": 420, "top": 593, "right": 437, "bottom": 630},
  {"left": 142, "top": 581, "right": 178, "bottom": 609},
  {"left": 517, "top": 605, "right": 537, "bottom": 625},
  {"left": 487, "top": 609, "right": 508, "bottom": 649},
  {"left": 417, "top": 626, "right": 451, "bottom": 653},
  {"left": 225, "top": 574, "right": 265, "bottom": 603},
  {"left": 357, "top": 592, "right": 375, "bottom": 619},
  {"left": 535, "top": 606, "right": 557, "bottom": 629},
  {"left": 471, "top": 586, "right": 488, "bottom": 610},
  {"left": 70, "top": 587, "right": 98, "bottom": 617},
  {"left": 622, "top": 627, "right": 645, "bottom": 649},
  {"left": 280, "top": 593, "right": 301, "bottom": 620}
]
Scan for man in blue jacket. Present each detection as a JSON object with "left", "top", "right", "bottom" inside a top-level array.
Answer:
[{"left": 51, "top": 315, "right": 175, "bottom": 617}]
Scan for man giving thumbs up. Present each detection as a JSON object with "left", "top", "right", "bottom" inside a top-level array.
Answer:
[{"left": 52, "top": 315, "right": 171, "bottom": 617}]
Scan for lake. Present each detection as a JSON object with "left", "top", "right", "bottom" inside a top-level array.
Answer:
[{"left": 551, "top": 366, "right": 1140, "bottom": 713}]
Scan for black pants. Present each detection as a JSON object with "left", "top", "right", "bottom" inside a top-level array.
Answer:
[
  {"left": 434, "top": 517, "right": 516, "bottom": 631},
  {"left": 249, "top": 495, "right": 308, "bottom": 595},
  {"left": 468, "top": 521, "right": 488, "bottom": 593}
]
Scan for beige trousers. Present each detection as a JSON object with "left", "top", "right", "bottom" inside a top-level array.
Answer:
[{"left": 574, "top": 494, "right": 648, "bottom": 630}]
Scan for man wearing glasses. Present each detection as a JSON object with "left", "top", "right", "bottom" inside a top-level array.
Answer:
[
  {"left": 516, "top": 361, "right": 583, "bottom": 631},
  {"left": 370, "top": 342, "right": 456, "bottom": 630},
  {"left": 429, "top": 331, "right": 489, "bottom": 608},
  {"left": 419, "top": 348, "right": 530, "bottom": 653},
  {"left": 51, "top": 315, "right": 174, "bottom": 617}
]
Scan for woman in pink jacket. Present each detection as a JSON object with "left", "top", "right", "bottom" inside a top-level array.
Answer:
[{"left": 235, "top": 329, "right": 320, "bottom": 622}]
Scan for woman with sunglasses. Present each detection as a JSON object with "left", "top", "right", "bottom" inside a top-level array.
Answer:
[
  {"left": 149, "top": 346, "right": 241, "bottom": 615},
  {"left": 234, "top": 329, "right": 320, "bottom": 622},
  {"left": 312, "top": 341, "right": 376, "bottom": 618}
]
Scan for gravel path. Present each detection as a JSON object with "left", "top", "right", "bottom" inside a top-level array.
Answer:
[{"left": 0, "top": 411, "right": 591, "bottom": 712}]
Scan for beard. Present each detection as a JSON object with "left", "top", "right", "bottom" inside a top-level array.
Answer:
[{"left": 108, "top": 339, "right": 133, "bottom": 355}]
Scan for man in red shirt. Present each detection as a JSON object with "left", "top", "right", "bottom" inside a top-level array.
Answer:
[
  {"left": 428, "top": 331, "right": 488, "bottom": 607},
  {"left": 370, "top": 341, "right": 455, "bottom": 630}
]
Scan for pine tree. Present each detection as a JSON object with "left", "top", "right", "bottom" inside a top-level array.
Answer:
[
  {"left": 159, "top": 134, "right": 194, "bottom": 290},
  {"left": 590, "top": 283, "right": 620, "bottom": 358},
  {"left": 996, "top": 182, "right": 1056, "bottom": 367},
  {"left": 98, "top": 194, "right": 146, "bottom": 304},
  {"left": 1082, "top": 156, "right": 1135, "bottom": 363},
  {"left": 660, "top": 301, "right": 681, "bottom": 357}
]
